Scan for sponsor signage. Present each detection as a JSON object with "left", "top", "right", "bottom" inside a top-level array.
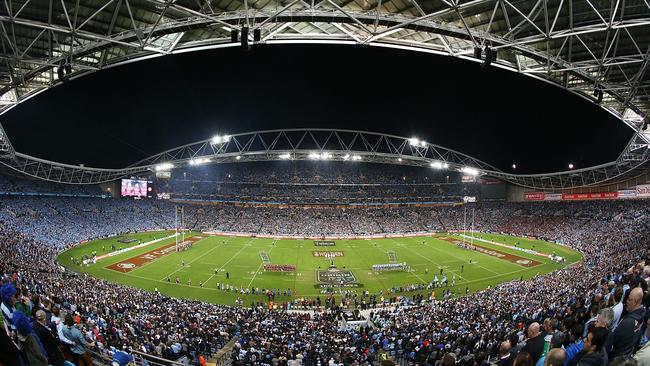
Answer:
[
  {"left": 636, "top": 184, "right": 650, "bottom": 198},
  {"left": 524, "top": 192, "right": 545, "bottom": 201},
  {"left": 315, "top": 269, "right": 361, "bottom": 288},
  {"left": 314, "top": 241, "right": 336, "bottom": 246},
  {"left": 463, "top": 196, "right": 477, "bottom": 203},
  {"left": 562, "top": 192, "right": 618, "bottom": 200},
  {"left": 618, "top": 189, "right": 637, "bottom": 198},
  {"left": 545, "top": 193, "right": 562, "bottom": 201},
  {"left": 524, "top": 190, "right": 642, "bottom": 202},
  {"left": 314, "top": 283, "right": 363, "bottom": 289},
  {"left": 313, "top": 251, "right": 344, "bottom": 257}
]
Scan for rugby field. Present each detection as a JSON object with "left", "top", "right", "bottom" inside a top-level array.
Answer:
[{"left": 57, "top": 232, "right": 582, "bottom": 306}]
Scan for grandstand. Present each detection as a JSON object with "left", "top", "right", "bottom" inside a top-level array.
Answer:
[
  {"left": 0, "top": 161, "right": 649, "bottom": 366},
  {"left": 0, "top": 0, "right": 650, "bottom": 364}
]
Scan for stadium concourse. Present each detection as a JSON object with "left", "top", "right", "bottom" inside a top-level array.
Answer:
[{"left": 0, "top": 170, "right": 649, "bottom": 366}]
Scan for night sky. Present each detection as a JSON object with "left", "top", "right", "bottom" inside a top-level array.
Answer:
[{"left": 1, "top": 44, "right": 632, "bottom": 173}]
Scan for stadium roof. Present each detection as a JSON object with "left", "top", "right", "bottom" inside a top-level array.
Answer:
[
  {"left": 0, "top": 0, "right": 649, "bottom": 123},
  {"left": 0, "top": 0, "right": 648, "bottom": 188},
  {"left": 0, "top": 128, "right": 648, "bottom": 190}
]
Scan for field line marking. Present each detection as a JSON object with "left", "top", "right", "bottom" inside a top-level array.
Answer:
[
  {"left": 203, "top": 237, "right": 257, "bottom": 285},
  {"left": 121, "top": 243, "right": 182, "bottom": 275},
  {"left": 159, "top": 237, "right": 232, "bottom": 281},
  {"left": 246, "top": 240, "right": 277, "bottom": 289},
  {"left": 386, "top": 238, "right": 462, "bottom": 281},
  {"left": 344, "top": 239, "right": 392, "bottom": 291},
  {"left": 408, "top": 237, "right": 500, "bottom": 275},
  {"left": 116, "top": 264, "right": 534, "bottom": 294}
]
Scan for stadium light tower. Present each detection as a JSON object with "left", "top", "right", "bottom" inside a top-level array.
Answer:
[
  {"left": 409, "top": 138, "right": 427, "bottom": 148},
  {"left": 211, "top": 135, "right": 231, "bottom": 144},
  {"left": 430, "top": 161, "right": 449, "bottom": 169},
  {"left": 155, "top": 162, "right": 174, "bottom": 171},
  {"left": 461, "top": 166, "right": 480, "bottom": 176},
  {"left": 189, "top": 158, "right": 210, "bottom": 166}
]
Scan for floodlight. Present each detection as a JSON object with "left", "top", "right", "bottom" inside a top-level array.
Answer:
[
  {"left": 430, "top": 161, "right": 449, "bottom": 169},
  {"left": 236, "top": 155, "right": 242, "bottom": 160},
  {"left": 343, "top": 154, "right": 350, "bottom": 160},
  {"left": 211, "top": 135, "right": 231, "bottom": 144},
  {"left": 352, "top": 155, "right": 362, "bottom": 161},
  {"left": 189, "top": 158, "right": 210, "bottom": 166},
  {"left": 409, "top": 138, "right": 427, "bottom": 148},
  {"left": 568, "top": 163, "right": 574, "bottom": 169},
  {"left": 279, "top": 153, "right": 291, "bottom": 160},
  {"left": 155, "top": 163, "right": 174, "bottom": 171},
  {"left": 512, "top": 164, "right": 516, "bottom": 169},
  {"left": 397, "top": 158, "right": 402, "bottom": 162},
  {"left": 309, "top": 152, "right": 332, "bottom": 160},
  {"left": 461, "top": 166, "right": 480, "bottom": 176}
]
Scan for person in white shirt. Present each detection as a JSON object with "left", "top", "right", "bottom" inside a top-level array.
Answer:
[
  {"left": 51, "top": 309, "right": 75, "bottom": 347},
  {"left": 610, "top": 288, "right": 624, "bottom": 331}
]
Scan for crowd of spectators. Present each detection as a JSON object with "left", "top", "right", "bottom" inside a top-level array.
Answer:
[
  {"left": 157, "top": 162, "right": 479, "bottom": 204},
  {"left": 0, "top": 197, "right": 175, "bottom": 249},
  {"left": 0, "top": 193, "right": 648, "bottom": 366},
  {"left": 0, "top": 175, "right": 104, "bottom": 197}
]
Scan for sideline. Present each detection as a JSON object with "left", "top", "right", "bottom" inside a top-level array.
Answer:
[
  {"left": 93, "top": 233, "right": 179, "bottom": 262},
  {"left": 457, "top": 234, "right": 552, "bottom": 259}
]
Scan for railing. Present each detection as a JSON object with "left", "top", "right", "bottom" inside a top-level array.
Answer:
[
  {"left": 209, "top": 336, "right": 239, "bottom": 366},
  {"left": 130, "top": 350, "right": 191, "bottom": 366}
]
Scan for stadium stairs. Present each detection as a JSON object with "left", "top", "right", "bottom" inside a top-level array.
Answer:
[{"left": 208, "top": 336, "right": 239, "bottom": 366}]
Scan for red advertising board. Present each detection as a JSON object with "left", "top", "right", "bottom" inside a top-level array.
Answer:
[{"left": 524, "top": 192, "right": 545, "bottom": 201}]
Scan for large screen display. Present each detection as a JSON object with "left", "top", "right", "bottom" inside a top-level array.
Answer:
[{"left": 121, "top": 179, "right": 148, "bottom": 197}]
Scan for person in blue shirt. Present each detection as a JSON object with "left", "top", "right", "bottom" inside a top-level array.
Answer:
[
  {"left": 61, "top": 314, "right": 95, "bottom": 366},
  {"left": 112, "top": 348, "right": 134, "bottom": 366}
]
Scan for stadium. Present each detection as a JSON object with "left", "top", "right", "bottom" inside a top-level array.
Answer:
[{"left": 0, "top": 1, "right": 650, "bottom": 366}]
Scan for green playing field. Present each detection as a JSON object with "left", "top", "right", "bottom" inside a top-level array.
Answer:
[{"left": 57, "top": 231, "right": 582, "bottom": 306}]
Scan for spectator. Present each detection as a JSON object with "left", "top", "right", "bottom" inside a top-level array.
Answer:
[
  {"left": 545, "top": 349, "right": 567, "bottom": 366},
  {"left": 523, "top": 323, "right": 545, "bottom": 361},
  {"left": 576, "top": 327, "right": 609, "bottom": 366},
  {"left": 62, "top": 314, "right": 94, "bottom": 366},
  {"left": 0, "top": 283, "right": 17, "bottom": 334},
  {"left": 496, "top": 341, "right": 513, "bottom": 366},
  {"left": 634, "top": 318, "right": 650, "bottom": 366},
  {"left": 609, "top": 288, "right": 645, "bottom": 359},
  {"left": 33, "top": 310, "right": 65, "bottom": 366},
  {"left": 514, "top": 352, "right": 535, "bottom": 366},
  {"left": 13, "top": 311, "right": 48, "bottom": 366}
]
